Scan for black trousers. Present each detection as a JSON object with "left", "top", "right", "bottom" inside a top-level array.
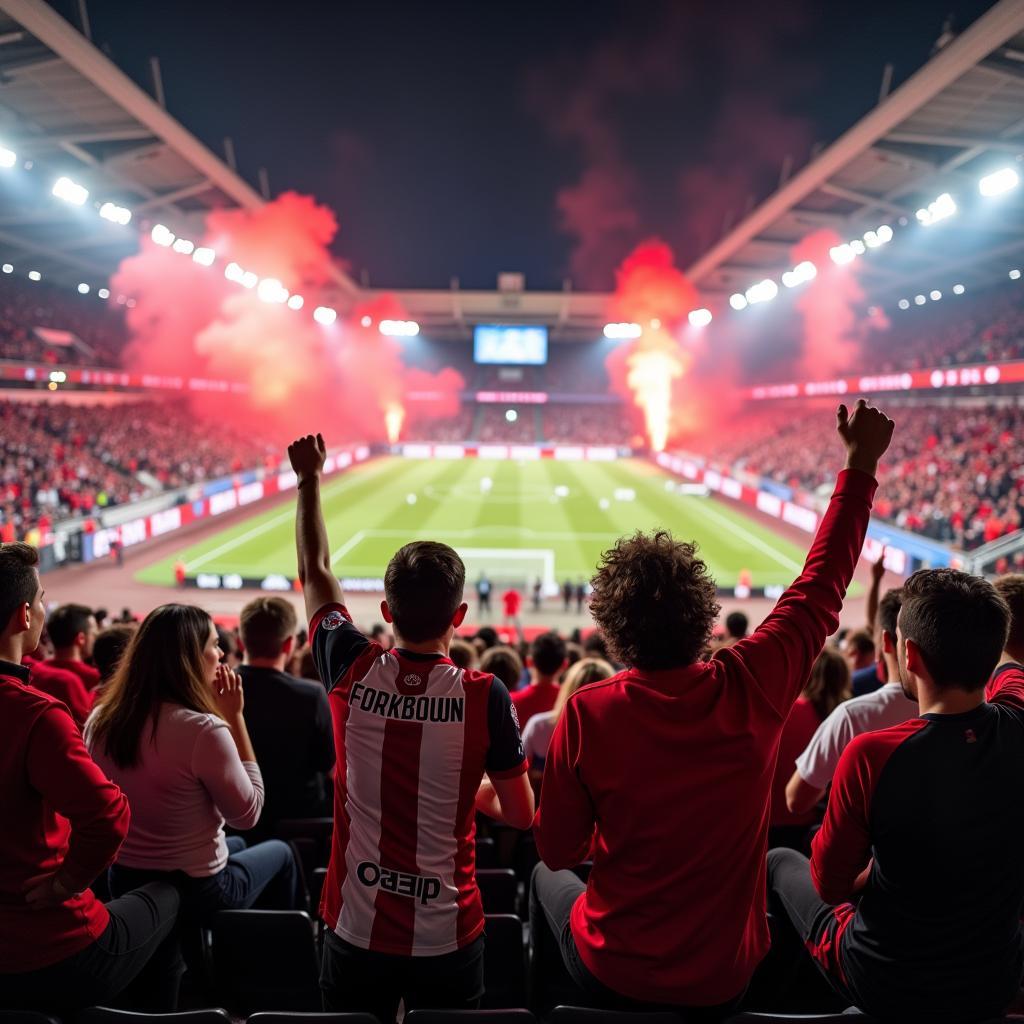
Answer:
[
  {"left": 0, "top": 881, "right": 181, "bottom": 1011},
  {"left": 320, "top": 929, "right": 484, "bottom": 1024},
  {"left": 529, "top": 863, "right": 743, "bottom": 1020}
]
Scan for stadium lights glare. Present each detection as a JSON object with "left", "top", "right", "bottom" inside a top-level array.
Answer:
[
  {"left": 603, "top": 322, "right": 642, "bottom": 339},
  {"left": 876, "top": 224, "right": 893, "bottom": 243},
  {"left": 256, "top": 277, "right": 288, "bottom": 304},
  {"left": 99, "top": 202, "right": 132, "bottom": 226},
  {"left": 98, "top": 288, "right": 110, "bottom": 299},
  {"left": 782, "top": 260, "right": 817, "bottom": 288},
  {"left": 241, "top": 271, "right": 258, "bottom": 289},
  {"left": 1, "top": 264, "right": 12, "bottom": 274},
  {"left": 898, "top": 299, "right": 910, "bottom": 310},
  {"left": 688, "top": 308, "right": 713, "bottom": 328},
  {"left": 830, "top": 243, "right": 857, "bottom": 265},
  {"left": 49, "top": 370, "right": 66, "bottom": 384},
  {"left": 151, "top": 224, "right": 175, "bottom": 247},
  {"left": 914, "top": 294, "right": 926, "bottom": 305},
  {"left": 916, "top": 192, "right": 956, "bottom": 226},
  {"left": 729, "top": 293, "right": 748, "bottom": 311},
  {"left": 192, "top": 247, "right": 215, "bottom": 267},
  {"left": 745, "top": 279, "right": 778, "bottom": 305},
  {"left": 77, "top": 283, "right": 89, "bottom": 294},
  {"left": 979, "top": 167, "right": 1019, "bottom": 197},
  {"left": 52, "top": 176, "right": 88, "bottom": 206},
  {"left": 953, "top": 283, "right": 965, "bottom": 295},
  {"left": 224, "top": 262, "right": 245, "bottom": 283},
  {"left": 360, "top": 315, "right": 373, "bottom": 328},
  {"left": 930, "top": 289, "right": 942, "bottom": 301},
  {"left": 1011, "top": 269, "right": 1022, "bottom": 281},
  {"left": 849, "top": 239, "right": 866, "bottom": 256},
  {"left": 380, "top": 319, "right": 420, "bottom": 337},
  {"left": 0, "top": 145, "right": 16, "bottom": 169},
  {"left": 171, "top": 238, "right": 195, "bottom": 255},
  {"left": 313, "top": 305, "right": 337, "bottom": 326},
  {"left": 27, "top": 270, "right": 41, "bottom": 281},
  {"left": 286, "top": 294, "right": 304, "bottom": 310}
]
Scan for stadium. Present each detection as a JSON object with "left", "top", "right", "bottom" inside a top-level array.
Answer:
[{"left": 3, "top": 0, "right": 1024, "bottom": 1021}]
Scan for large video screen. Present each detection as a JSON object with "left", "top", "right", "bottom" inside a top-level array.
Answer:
[{"left": 473, "top": 324, "right": 548, "bottom": 365}]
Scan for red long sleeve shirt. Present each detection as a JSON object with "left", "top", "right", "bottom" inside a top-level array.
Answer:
[
  {"left": 24, "top": 655, "right": 95, "bottom": 728},
  {"left": 535, "top": 468, "right": 876, "bottom": 1006},
  {"left": 0, "top": 663, "right": 130, "bottom": 973}
]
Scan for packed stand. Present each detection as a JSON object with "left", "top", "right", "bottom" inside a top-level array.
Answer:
[
  {"left": 8, "top": 403, "right": 1024, "bottom": 1023},
  {"left": 542, "top": 403, "right": 634, "bottom": 445}
]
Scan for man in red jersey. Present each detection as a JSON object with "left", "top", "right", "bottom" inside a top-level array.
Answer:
[
  {"left": 288, "top": 433, "right": 534, "bottom": 1024},
  {"left": 44, "top": 602, "right": 100, "bottom": 691},
  {"left": 502, "top": 586, "right": 523, "bottom": 631},
  {"left": 0, "top": 543, "right": 180, "bottom": 1010},
  {"left": 512, "top": 631, "right": 566, "bottom": 728},
  {"left": 532, "top": 400, "right": 894, "bottom": 1015}
]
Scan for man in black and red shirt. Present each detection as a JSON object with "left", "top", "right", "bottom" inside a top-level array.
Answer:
[
  {"left": 532, "top": 400, "right": 894, "bottom": 1013},
  {"left": 768, "top": 568, "right": 1024, "bottom": 1021}
]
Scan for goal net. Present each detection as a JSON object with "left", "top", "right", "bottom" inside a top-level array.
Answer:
[{"left": 457, "top": 547, "right": 556, "bottom": 591}]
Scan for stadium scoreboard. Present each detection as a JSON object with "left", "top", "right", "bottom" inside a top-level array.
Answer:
[{"left": 473, "top": 324, "right": 548, "bottom": 365}]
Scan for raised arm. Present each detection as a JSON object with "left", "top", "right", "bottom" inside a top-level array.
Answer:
[
  {"left": 289, "top": 433, "right": 344, "bottom": 621},
  {"left": 717, "top": 400, "right": 894, "bottom": 717}
]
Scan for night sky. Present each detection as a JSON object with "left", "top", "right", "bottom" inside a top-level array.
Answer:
[{"left": 50, "top": 0, "right": 998, "bottom": 291}]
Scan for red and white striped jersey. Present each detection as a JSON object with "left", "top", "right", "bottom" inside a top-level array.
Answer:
[{"left": 311, "top": 603, "right": 526, "bottom": 956}]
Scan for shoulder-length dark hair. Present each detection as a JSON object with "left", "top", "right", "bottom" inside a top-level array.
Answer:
[
  {"left": 803, "top": 647, "right": 852, "bottom": 722},
  {"left": 88, "top": 604, "right": 221, "bottom": 768}
]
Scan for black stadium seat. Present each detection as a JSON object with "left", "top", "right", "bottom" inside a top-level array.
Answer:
[
  {"left": 477, "top": 869, "right": 518, "bottom": 914},
  {"left": 248, "top": 1014, "right": 381, "bottom": 1024},
  {"left": 548, "top": 1008, "right": 683, "bottom": 1024},
  {"left": 404, "top": 1011, "right": 536, "bottom": 1024},
  {"left": 209, "top": 910, "right": 320, "bottom": 1012},
  {"left": 481, "top": 914, "right": 526, "bottom": 1009},
  {"left": 476, "top": 836, "right": 498, "bottom": 868},
  {"left": 311, "top": 866, "right": 328, "bottom": 913},
  {"left": 0, "top": 1013, "right": 62, "bottom": 1024},
  {"left": 77, "top": 1011, "right": 230, "bottom": 1024}
]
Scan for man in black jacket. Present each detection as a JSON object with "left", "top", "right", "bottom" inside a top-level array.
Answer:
[{"left": 238, "top": 596, "right": 335, "bottom": 840}]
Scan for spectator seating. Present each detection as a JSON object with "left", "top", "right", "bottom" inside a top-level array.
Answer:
[
  {"left": 77, "top": 1013, "right": 230, "bottom": 1024},
  {"left": 405, "top": 1010, "right": 536, "bottom": 1024},
  {"left": 248, "top": 1016, "right": 381, "bottom": 1024},
  {"left": 481, "top": 915, "right": 527, "bottom": 1009},
  {"left": 477, "top": 869, "right": 518, "bottom": 914}
]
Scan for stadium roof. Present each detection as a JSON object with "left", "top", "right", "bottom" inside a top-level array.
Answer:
[
  {"left": 686, "top": 0, "right": 1024, "bottom": 303},
  {"left": 0, "top": 0, "right": 357, "bottom": 293}
]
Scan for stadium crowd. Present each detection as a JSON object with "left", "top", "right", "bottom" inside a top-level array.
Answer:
[{"left": 5, "top": 401, "right": 1024, "bottom": 1024}]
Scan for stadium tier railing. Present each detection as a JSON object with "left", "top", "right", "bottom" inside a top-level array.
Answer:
[
  {"left": 655, "top": 450, "right": 968, "bottom": 579},
  {"left": 394, "top": 443, "right": 628, "bottom": 461}
]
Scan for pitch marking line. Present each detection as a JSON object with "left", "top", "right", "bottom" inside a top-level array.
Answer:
[{"left": 687, "top": 499, "right": 803, "bottom": 573}]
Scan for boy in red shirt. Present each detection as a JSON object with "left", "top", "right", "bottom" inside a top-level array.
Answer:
[
  {"left": 532, "top": 400, "right": 893, "bottom": 1014},
  {"left": 512, "top": 631, "right": 566, "bottom": 728}
]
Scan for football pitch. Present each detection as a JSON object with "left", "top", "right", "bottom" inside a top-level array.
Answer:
[{"left": 136, "top": 456, "right": 811, "bottom": 591}]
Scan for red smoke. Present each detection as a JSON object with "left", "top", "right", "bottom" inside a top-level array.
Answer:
[
  {"left": 111, "top": 192, "right": 462, "bottom": 445},
  {"left": 790, "top": 228, "right": 889, "bottom": 379}
]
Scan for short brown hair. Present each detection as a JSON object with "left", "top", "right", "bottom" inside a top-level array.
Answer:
[
  {"left": 93, "top": 624, "right": 136, "bottom": 684},
  {"left": 994, "top": 574, "right": 1024, "bottom": 660},
  {"left": 844, "top": 629, "right": 875, "bottom": 657},
  {"left": 589, "top": 531, "right": 719, "bottom": 670},
  {"left": 900, "top": 569, "right": 1009, "bottom": 691},
  {"left": 480, "top": 645, "right": 523, "bottom": 690},
  {"left": 448, "top": 638, "right": 478, "bottom": 670},
  {"left": 0, "top": 542, "right": 39, "bottom": 632},
  {"left": 384, "top": 541, "right": 465, "bottom": 643},
  {"left": 240, "top": 596, "right": 298, "bottom": 659}
]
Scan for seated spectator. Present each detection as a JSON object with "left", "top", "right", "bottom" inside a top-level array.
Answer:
[
  {"left": 531, "top": 400, "right": 893, "bottom": 1014},
  {"left": 840, "top": 628, "right": 875, "bottom": 675},
  {"left": 24, "top": 645, "right": 94, "bottom": 728},
  {"left": 0, "top": 542, "right": 180, "bottom": 1011},
  {"left": 480, "top": 644, "right": 524, "bottom": 692},
  {"left": 522, "top": 657, "right": 614, "bottom": 784},
  {"left": 216, "top": 625, "right": 241, "bottom": 669},
  {"left": 370, "top": 622, "right": 394, "bottom": 650},
  {"left": 44, "top": 602, "right": 100, "bottom": 690},
  {"left": 93, "top": 623, "right": 136, "bottom": 690},
  {"left": 767, "top": 569, "right": 1024, "bottom": 1021},
  {"left": 512, "top": 631, "right": 567, "bottom": 727},
  {"left": 724, "top": 610, "right": 749, "bottom": 645},
  {"left": 768, "top": 649, "right": 850, "bottom": 850},
  {"left": 237, "top": 596, "right": 335, "bottom": 838},
  {"left": 448, "top": 637, "right": 478, "bottom": 670},
  {"left": 85, "top": 605, "right": 301, "bottom": 927},
  {"left": 563, "top": 641, "right": 584, "bottom": 669},
  {"left": 785, "top": 589, "right": 912, "bottom": 817},
  {"left": 287, "top": 431, "right": 533, "bottom": 1023},
  {"left": 989, "top": 574, "right": 1024, "bottom": 699},
  {"left": 582, "top": 630, "right": 610, "bottom": 661}
]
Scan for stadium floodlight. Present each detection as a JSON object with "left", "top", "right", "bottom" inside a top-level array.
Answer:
[
  {"left": 380, "top": 319, "right": 420, "bottom": 337},
  {"left": 241, "top": 271, "right": 258, "bottom": 289},
  {"left": 953, "top": 283, "right": 965, "bottom": 295},
  {"left": 286, "top": 293, "right": 304, "bottom": 310},
  {"left": 688, "top": 308, "right": 712, "bottom": 328},
  {"left": 1011, "top": 269, "right": 1022, "bottom": 281},
  {"left": 849, "top": 239, "right": 866, "bottom": 255},
  {"left": 27, "top": 270, "right": 41, "bottom": 281},
  {"left": 829, "top": 243, "right": 856, "bottom": 265},
  {"left": 1, "top": 264, "right": 11, "bottom": 274},
  {"left": 914, "top": 294, "right": 926, "bottom": 305},
  {"left": 98, "top": 287, "right": 110, "bottom": 299},
  {"left": 172, "top": 238, "right": 195, "bottom": 255},
  {"left": 876, "top": 224, "right": 893, "bottom": 243},
  {"left": 0, "top": 145, "right": 16, "bottom": 169},
  {"left": 505, "top": 409, "right": 517, "bottom": 423},
  {"left": 979, "top": 167, "right": 1019, "bottom": 197},
  {"left": 77, "top": 283, "right": 89, "bottom": 294},
  {"left": 52, "top": 176, "right": 88, "bottom": 206},
  {"left": 930, "top": 289, "right": 942, "bottom": 301},
  {"left": 916, "top": 192, "right": 956, "bottom": 226},
  {"left": 99, "top": 202, "right": 132, "bottom": 226},
  {"left": 360, "top": 315, "right": 373, "bottom": 328},
  {"left": 783, "top": 261, "right": 816, "bottom": 287},
  {"left": 313, "top": 305, "right": 337, "bottom": 325},
  {"left": 224, "top": 261, "right": 245, "bottom": 283},
  {"left": 729, "top": 293, "right": 748, "bottom": 311},
  {"left": 151, "top": 223, "right": 175, "bottom": 247},
  {"left": 898, "top": 299, "right": 910, "bottom": 310},
  {"left": 192, "top": 247, "right": 215, "bottom": 267},
  {"left": 256, "top": 277, "right": 288, "bottom": 304},
  {"left": 745, "top": 279, "right": 778, "bottom": 305},
  {"left": 864, "top": 230, "right": 880, "bottom": 248},
  {"left": 603, "top": 322, "right": 642, "bottom": 339}
]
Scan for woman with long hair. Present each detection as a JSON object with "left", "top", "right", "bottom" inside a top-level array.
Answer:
[
  {"left": 769, "top": 646, "right": 852, "bottom": 849},
  {"left": 86, "top": 605, "right": 300, "bottom": 920}
]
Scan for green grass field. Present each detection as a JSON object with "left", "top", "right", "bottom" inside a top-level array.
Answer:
[{"left": 136, "top": 456, "right": 812, "bottom": 590}]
